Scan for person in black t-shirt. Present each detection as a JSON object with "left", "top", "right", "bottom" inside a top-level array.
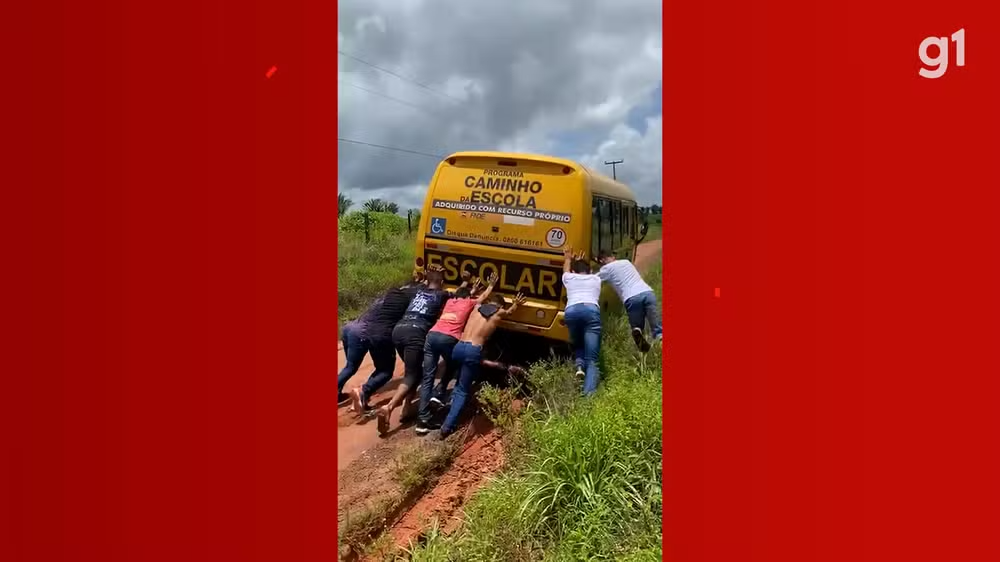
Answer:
[
  {"left": 349, "top": 276, "right": 424, "bottom": 415},
  {"left": 338, "top": 270, "right": 424, "bottom": 405},
  {"left": 373, "top": 268, "right": 454, "bottom": 434}
]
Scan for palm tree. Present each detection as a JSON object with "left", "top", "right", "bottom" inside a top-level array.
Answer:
[
  {"left": 363, "top": 198, "right": 388, "bottom": 212},
  {"left": 338, "top": 193, "right": 352, "bottom": 216},
  {"left": 384, "top": 202, "right": 400, "bottom": 214}
]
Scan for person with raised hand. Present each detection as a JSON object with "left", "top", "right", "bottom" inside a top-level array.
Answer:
[
  {"left": 562, "top": 246, "right": 604, "bottom": 395},
  {"left": 439, "top": 291, "right": 526, "bottom": 438},
  {"left": 595, "top": 249, "right": 661, "bottom": 352},
  {"left": 412, "top": 271, "right": 498, "bottom": 435}
]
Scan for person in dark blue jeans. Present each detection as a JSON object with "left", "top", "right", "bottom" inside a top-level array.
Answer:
[
  {"left": 415, "top": 274, "right": 498, "bottom": 434},
  {"left": 337, "top": 287, "right": 394, "bottom": 403},
  {"left": 337, "top": 320, "right": 371, "bottom": 403},
  {"left": 624, "top": 291, "right": 661, "bottom": 345},
  {"left": 561, "top": 246, "right": 605, "bottom": 395},
  {"left": 440, "top": 292, "right": 525, "bottom": 438},
  {"left": 561, "top": 247, "right": 604, "bottom": 395},
  {"left": 596, "top": 250, "right": 662, "bottom": 352}
]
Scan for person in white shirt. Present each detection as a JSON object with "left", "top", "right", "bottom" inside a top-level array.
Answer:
[
  {"left": 596, "top": 249, "right": 662, "bottom": 352},
  {"left": 562, "top": 246, "right": 604, "bottom": 395}
]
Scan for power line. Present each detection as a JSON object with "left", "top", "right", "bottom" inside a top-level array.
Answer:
[
  {"left": 337, "top": 137, "right": 445, "bottom": 160},
  {"left": 338, "top": 49, "right": 464, "bottom": 104},
  {"left": 338, "top": 77, "right": 440, "bottom": 117}
]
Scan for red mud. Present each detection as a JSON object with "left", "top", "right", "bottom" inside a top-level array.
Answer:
[
  {"left": 385, "top": 418, "right": 507, "bottom": 552},
  {"left": 337, "top": 342, "right": 410, "bottom": 472}
]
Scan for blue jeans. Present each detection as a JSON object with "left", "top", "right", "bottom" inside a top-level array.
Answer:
[
  {"left": 441, "top": 342, "right": 483, "bottom": 434},
  {"left": 624, "top": 291, "right": 662, "bottom": 339},
  {"left": 337, "top": 322, "right": 369, "bottom": 394},
  {"left": 565, "top": 303, "right": 602, "bottom": 395},
  {"left": 359, "top": 334, "right": 397, "bottom": 397},
  {"left": 418, "top": 331, "right": 459, "bottom": 423}
]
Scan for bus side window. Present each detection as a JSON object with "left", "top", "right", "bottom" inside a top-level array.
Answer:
[
  {"left": 600, "top": 199, "right": 611, "bottom": 255},
  {"left": 612, "top": 200, "right": 621, "bottom": 251},
  {"left": 624, "top": 204, "right": 632, "bottom": 242},
  {"left": 592, "top": 197, "right": 600, "bottom": 257}
]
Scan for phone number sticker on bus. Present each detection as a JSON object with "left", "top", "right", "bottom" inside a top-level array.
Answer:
[
  {"left": 424, "top": 250, "right": 564, "bottom": 302},
  {"left": 432, "top": 199, "right": 571, "bottom": 224}
]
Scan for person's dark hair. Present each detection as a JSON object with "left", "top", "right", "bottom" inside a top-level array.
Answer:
[
  {"left": 487, "top": 293, "right": 506, "bottom": 307},
  {"left": 425, "top": 269, "right": 444, "bottom": 285},
  {"left": 453, "top": 286, "right": 472, "bottom": 299},
  {"left": 571, "top": 259, "right": 591, "bottom": 274},
  {"left": 597, "top": 249, "right": 615, "bottom": 262}
]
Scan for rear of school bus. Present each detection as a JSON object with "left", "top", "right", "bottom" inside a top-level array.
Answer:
[{"left": 415, "top": 151, "right": 592, "bottom": 343}]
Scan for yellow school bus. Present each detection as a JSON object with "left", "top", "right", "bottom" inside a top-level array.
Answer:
[{"left": 415, "top": 151, "right": 644, "bottom": 343}]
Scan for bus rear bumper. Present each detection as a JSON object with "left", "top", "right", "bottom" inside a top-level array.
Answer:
[{"left": 499, "top": 311, "right": 570, "bottom": 343}]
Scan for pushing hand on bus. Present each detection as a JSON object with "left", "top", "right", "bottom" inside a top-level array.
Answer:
[
  {"left": 475, "top": 273, "right": 498, "bottom": 304},
  {"left": 498, "top": 292, "right": 526, "bottom": 317}
]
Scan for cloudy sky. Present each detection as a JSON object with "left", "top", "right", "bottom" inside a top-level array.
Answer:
[{"left": 337, "top": 0, "right": 662, "bottom": 212}]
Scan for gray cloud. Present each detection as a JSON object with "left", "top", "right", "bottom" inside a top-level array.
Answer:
[{"left": 338, "top": 0, "right": 662, "bottom": 208}]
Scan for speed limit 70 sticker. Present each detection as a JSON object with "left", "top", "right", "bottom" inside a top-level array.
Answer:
[{"left": 546, "top": 227, "right": 566, "bottom": 248}]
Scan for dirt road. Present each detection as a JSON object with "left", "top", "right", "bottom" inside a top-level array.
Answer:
[{"left": 634, "top": 237, "right": 662, "bottom": 270}]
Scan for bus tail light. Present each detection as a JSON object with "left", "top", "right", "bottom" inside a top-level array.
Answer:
[{"left": 415, "top": 257, "right": 424, "bottom": 267}]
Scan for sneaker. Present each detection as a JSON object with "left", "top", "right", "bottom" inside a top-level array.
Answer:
[
  {"left": 376, "top": 407, "right": 391, "bottom": 436},
  {"left": 351, "top": 388, "right": 370, "bottom": 414},
  {"left": 632, "top": 328, "right": 651, "bottom": 353},
  {"left": 575, "top": 367, "right": 585, "bottom": 379},
  {"left": 429, "top": 396, "right": 444, "bottom": 409},
  {"left": 337, "top": 392, "right": 351, "bottom": 405},
  {"left": 415, "top": 421, "right": 441, "bottom": 435}
]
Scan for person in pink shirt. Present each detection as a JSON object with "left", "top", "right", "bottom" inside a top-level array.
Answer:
[
  {"left": 412, "top": 272, "right": 497, "bottom": 434},
  {"left": 376, "top": 272, "right": 497, "bottom": 436}
]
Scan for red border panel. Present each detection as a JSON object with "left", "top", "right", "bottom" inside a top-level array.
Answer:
[
  {"left": 2, "top": 2, "right": 339, "bottom": 560},
  {"left": 664, "top": 1, "right": 1000, "bottom": 561}
]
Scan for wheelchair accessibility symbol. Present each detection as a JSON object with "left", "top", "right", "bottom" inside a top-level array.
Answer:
[{"left": 430, "top": 217, "right": 447, "bottom": 235}]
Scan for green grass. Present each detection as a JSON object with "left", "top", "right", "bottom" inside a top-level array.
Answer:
[
  {"left": 643, "top": 214, "right": 662, "bottom": 242},
  {"left": 643, "top": 223, "right": 662, "bottom": 242},
  {"left": 405, "top": 265, "right": 664, "bottom": 561},
  {"left": 337, "top": 228, "right": 416, "bottom": 330}
]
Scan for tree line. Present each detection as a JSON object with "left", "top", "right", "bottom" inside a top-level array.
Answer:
[
  {"left": 338, "top": 193, "right": 402, "bottom": 216},
  {"left": 338, "top": 192, "right": 661, "bottom": 218}
]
